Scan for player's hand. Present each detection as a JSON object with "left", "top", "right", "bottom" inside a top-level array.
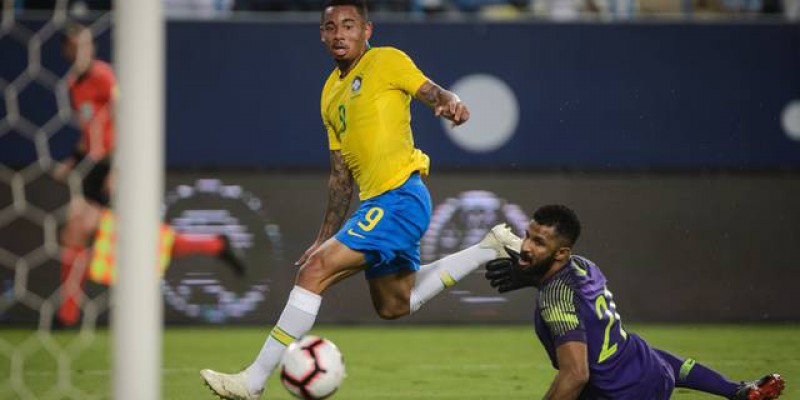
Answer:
[
  {"left": 435, "top": 98, "right": 470, "bottom": 127},
  {"left": 484, "top": 248, "right": 538, "bottom": 293},
  {"left": 295, "top": 241, "right": 322, "bottom": 267}
]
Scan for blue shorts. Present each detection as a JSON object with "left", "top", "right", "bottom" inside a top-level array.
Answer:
[{"left": 335, "top": 173, "right": 432, "bottom": 279}]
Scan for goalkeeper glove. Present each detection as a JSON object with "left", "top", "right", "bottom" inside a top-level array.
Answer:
[{"left": 484, "top": 248, "right": 540, "bottom": 293}]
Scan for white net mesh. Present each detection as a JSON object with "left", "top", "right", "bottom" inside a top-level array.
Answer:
[{"left": 1, "top": 2, "right": 113, "bottom": 398}]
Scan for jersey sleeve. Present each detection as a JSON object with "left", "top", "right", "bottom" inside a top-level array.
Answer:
[
  {"left": 320, "top": 75, "right": 341, "bottom": 151},
  {"left": 540, "top": 280, "right": 586, "bottom": 346},
  {"left": 381, "top": 48, "right": 429, "bottom": 96}
]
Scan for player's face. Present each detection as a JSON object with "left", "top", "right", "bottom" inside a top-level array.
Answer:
[
  {"left": 320, "top": 5, "right": 372, "bottom": 63},
  {"left": 62, "top": 30, "right": 94, "bottom": 73},
  {"left": 519, "top": 222, "right": 568, "bottom": 274}
]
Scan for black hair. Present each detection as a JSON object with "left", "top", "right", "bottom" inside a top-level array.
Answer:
[
  {"left": 322, "top": 0, "right": 369, "bottom": 20},
  {"left": 533, "top": 205, "right": 581, "bottom": 247}
]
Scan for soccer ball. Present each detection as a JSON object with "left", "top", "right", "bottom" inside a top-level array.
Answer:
[{"left": 280, "top": 335, "right": 346, "bottom": 399}]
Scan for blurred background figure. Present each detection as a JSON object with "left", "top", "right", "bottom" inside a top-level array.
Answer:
[
  {"left": 54, "top": 23, "right": 116, "bottom": 327},
  {"left": 53, "top": 23, "right": 246, "bottom": 327}
]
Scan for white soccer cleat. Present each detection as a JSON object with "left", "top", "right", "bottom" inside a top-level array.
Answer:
[
  {"left": 200, "top": 369, "right": 263, "bottom": 400},
  {"left": 479, "top": 224, "right": 522, "bottom": 258}
]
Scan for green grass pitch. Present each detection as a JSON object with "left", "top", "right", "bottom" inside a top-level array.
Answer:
[{"left": 1, "top": 324, "right": 796, "bottom": 399}]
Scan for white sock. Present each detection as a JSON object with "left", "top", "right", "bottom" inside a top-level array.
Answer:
[
  {"left": 244, "top": 285, "right": 321, "bottom": 393},
  {"left": 409, "top": 243, "right": 496, "bottom": 313}
]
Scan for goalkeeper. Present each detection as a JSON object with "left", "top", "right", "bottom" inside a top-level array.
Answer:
[{"left": 485, "top": 204, "right": 784, "bottom": 400}]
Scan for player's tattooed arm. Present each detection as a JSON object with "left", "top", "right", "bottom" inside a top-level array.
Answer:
[
  {"left": 296, "top": 150, "right": 354, "bottom": 266},
  {"left": 415, "top": 80, "right": 470, "bottom": 126},
  {"left": 319, "top": 150, "right": 355, "bottom": 241}
]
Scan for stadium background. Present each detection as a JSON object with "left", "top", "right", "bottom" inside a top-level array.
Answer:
[{"left": 2, "top": 18, "right": 800, "bottom": 327}]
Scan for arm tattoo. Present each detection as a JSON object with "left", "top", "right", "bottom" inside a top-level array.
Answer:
[
  {"left": 318, "top": 150, "right": 355, "bottom": 241},
  {"left": 416, "top": 81, "right": 447, "bottom": 109}
]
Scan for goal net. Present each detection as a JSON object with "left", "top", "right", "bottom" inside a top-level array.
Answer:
[{"left": 0, "top": 1, "right": 163, "bottom": 398}]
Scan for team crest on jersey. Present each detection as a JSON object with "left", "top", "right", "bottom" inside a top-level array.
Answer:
[{"left": 350, "top": 76, "right": 363, "bottom": 97}]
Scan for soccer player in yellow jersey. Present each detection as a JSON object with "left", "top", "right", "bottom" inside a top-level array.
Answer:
[{"left": 201, "top": 0, "right": 521, "bottom": 398}]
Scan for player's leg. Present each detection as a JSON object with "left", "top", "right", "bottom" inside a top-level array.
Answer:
[
  {"left": 58, "top": 220, "right": 86, "bottom": 326},
  {"left": 637, "top": 359, "right": 676, "bottom": 400},
  {"left": 201, "top": 238, "right": 367, "bottom": 399},
  {"left": 57, "top": 199, "right": 102, "bottom": 326},
  {"left": 367, "top": 270, "right": 416, "bottom": 319},
  {"left": 242, "top": 239, "right": 364, "bottom": 384},
  {"left": 201, "top": 172, "right": 425, "bottom": 398},
  {"left": 367, "top": 224, "right": 522, "bottom": 319},
  {"left": 407, "top": 224, "right": 522, "bottom": 314},
  {"left": 655, "top": 348, "right": 739, "bottom": 396},
  {"left": 654, "top": 348, "right": 784, "bottom": 399},
  {"left": 364, "top": 173, "right": 522, "bottom": 317},
  {"left": 59, "top": 159, "right": 112, "bottom": 303}
]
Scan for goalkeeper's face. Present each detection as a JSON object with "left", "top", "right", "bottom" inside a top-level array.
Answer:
[
  {"left": 519, "top": 222, "right": 570, "bottom": 277},
  {"left": 320, "top": 5, "right": 373, "bottom": 63}
]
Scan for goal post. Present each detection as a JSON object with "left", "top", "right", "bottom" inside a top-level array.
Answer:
[{"left": 113, "top": 0, "right": 164, "bottom": 399}]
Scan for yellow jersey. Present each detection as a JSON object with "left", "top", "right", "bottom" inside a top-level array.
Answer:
[{"left": 321, "top": 47, "right": 430, "bottom": 200}]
